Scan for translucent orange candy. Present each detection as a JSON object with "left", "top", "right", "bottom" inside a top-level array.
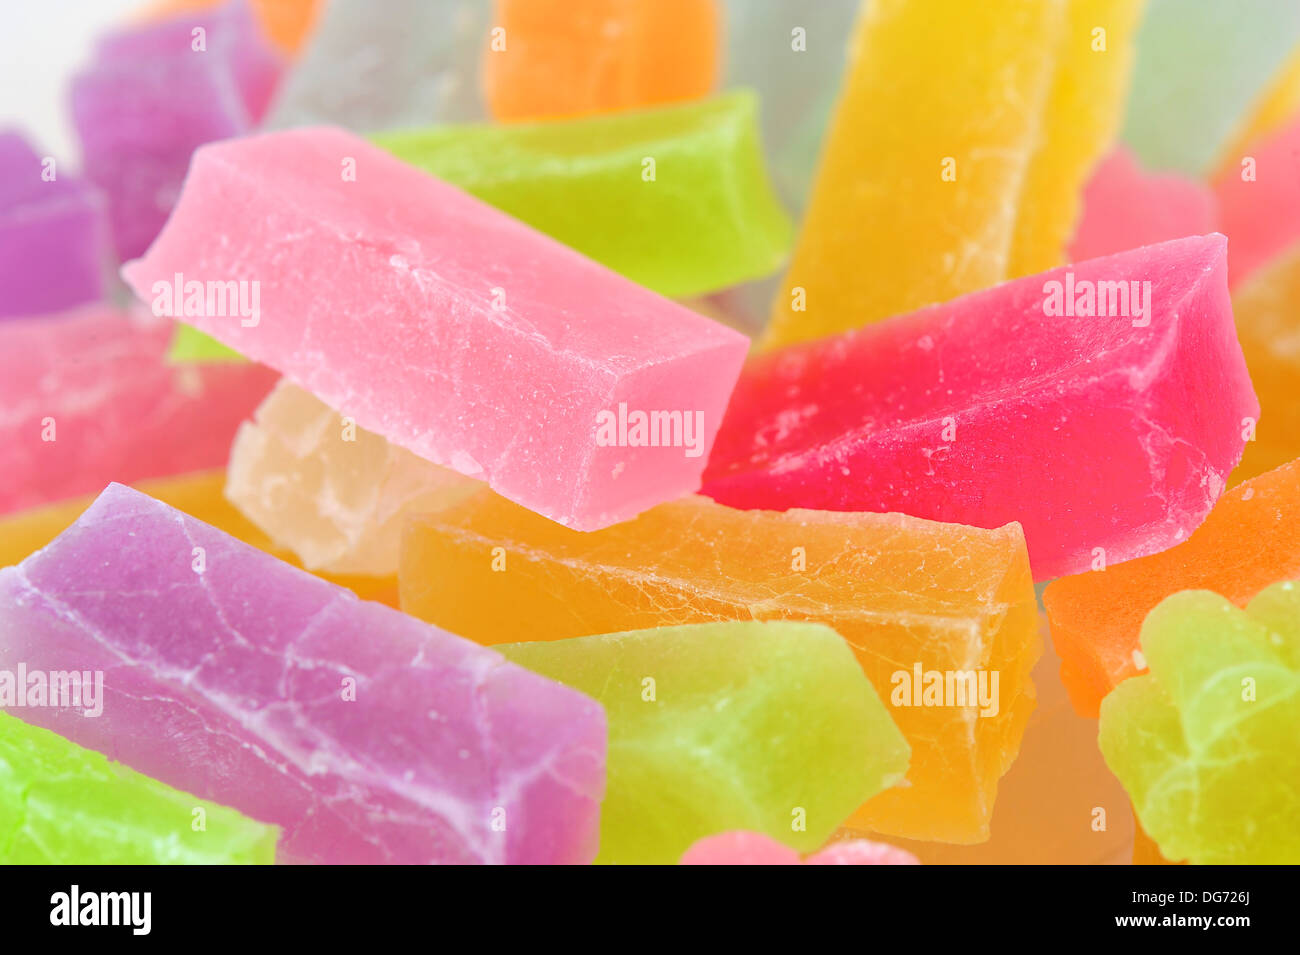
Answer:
[{"left": 483, "top": 0, "right": 720, "bottom": 121}]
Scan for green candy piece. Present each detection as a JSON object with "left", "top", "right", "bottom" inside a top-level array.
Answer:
[
  {"left": 0, "top": 714, "right": 277, "bottom": 863},
  {"left": 499, "top": 620, "right": 909, "bottom": 865},
  {"left": 1099, "top": 582, "right": 1300, "bottom": 864},
  {"left": 1121, "top": 0, "right": 1300, "bottom": 175},
  {"left": 374, "top": 90, "right": 793, "bottom": 300},
  {"left": 168, "top": 323, "right": 247, "bottom": 363}
]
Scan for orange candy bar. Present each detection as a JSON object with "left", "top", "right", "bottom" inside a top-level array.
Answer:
[
  {"left": 1044, "top": 458, "right": 1300, "bottom": 717},
  {"left": 484, "top": 0, "right": 720, "bottom": 121}
]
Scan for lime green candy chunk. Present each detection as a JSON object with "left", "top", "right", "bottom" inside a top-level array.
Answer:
[
  {"left": 499, "top": 621, "right": 909, "bottom": 865},
  {"left": 1099, "top": 582, "right": 1300, "bottom": 864},
  {"left": 169, "top": 323, "right": 247, "bottom": 363},
  {"left": 374, "top": 91, "right": 793, "bottom": 300},
  {"left": 0, "top": 714, "right": 277, "bottom": 864}
]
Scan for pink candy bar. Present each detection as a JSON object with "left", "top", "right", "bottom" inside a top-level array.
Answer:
[
  {"left": 122, "top": 127, "right": 749, "bottom": 531},
  {"left": 1069, "top": 148, "right": 1218, "bottom": 263},
  {"left": 0, "top": 306, "right": 276, "bottom": 516},
  {"left": 704, "top": 236, "right": 1257, "bottom": 580},
  {"left": 1215, "top": 114, "right": 1300, "bottom": 286}
]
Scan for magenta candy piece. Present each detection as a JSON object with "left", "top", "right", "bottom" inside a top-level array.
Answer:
[
  {"left": 679, "top": 831, "right": 919, "bottom": 865},
  {"left": 0, "top": 131, "right": 107, "bottom": 318},
  {"left": 679, "top": 832, "right": 801, "bottom": 865},
  {"left": 1215, "top": 114, "right": 1300, "bottom": 286},
  {"left": 121, "top": 126, "right": 750, "bottom": 531},
  {"left": 71, "top": 0, "right": 282, "bottom": 260},
  {"left": 0, "top": 484, "right": 606, "bottom": 864},
  {"left": 704, "top": 235, "right": 1257, "bottom": 581},
  {"left": 0, "top": 306, "right": 277, "bottom": 516},
  {"left": 1069, "top": 148, "right": 1218, "bottom": 263},
  {"left": 805, "top": 841, "right": 920, "bottom": 866}
]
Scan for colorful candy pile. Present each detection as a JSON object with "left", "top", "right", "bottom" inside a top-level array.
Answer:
[{"left": 2, "top": 0, "right": 1298, "bottom": 865}]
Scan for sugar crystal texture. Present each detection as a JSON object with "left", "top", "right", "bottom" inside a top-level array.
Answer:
[
  {"left": 705, "top": 236, "right": 1257, "bottom": 581},
  {"left": 483, "top": 0, "right": 719, "bottom": 122},
  {"left": 374, "top": 92, "right": 792, "bottom": 299},
  {"left": 0, "top": 484, "right": 605, "bottom": 865},
  {"left": 1120, "top": 0, "right": 1300, "bottom": 175},
  {"left": 1045, "top": 459, "right": 1300, "bottom": 717},
  {"left": 0, "top": 307, "right": 277, "bottom": 517},
  {"left": 121, "top": 127, "right": 750, "bottom": 531},
  {"left": 0, "top": 713, "right": 278, "bottom": 864},
  {"left": 1230, "top": 248, "right": 1300, "bottom": 480},
  {"left": 226, "top": 381, "right": 480, "bottom": 576},
  {"left": 265, "top": 0, "right": 489, "bottom": 130},
  {"left": 0, "top": 470, "right": 400, "bottom": 608},
  {"left": 500, "top": 621, "right": 907, "bottom": 864},
  {"left": 1098, "top": 584, "right": 1300, "bottom": 864},
  {"left": 679, "top": 831, "right": 920, "bottom": 866},
  {"left": 0, "top": 131, "right": 107, "bottom": 318},
  {"left": 1214, "top": 114, "right": 1300, "bottom": 286},
  {"left": 71, "top": 0, "right": 283, "bottom": 259},
  {"left": 1068, "top": 148, "right": 1218, "bottom": 263},
  {"left": 762, "top": 0, "right": 1141, "bottom": 349},
  {"left": 401, "top": 491, "right": 1039, "bottom": 843}
]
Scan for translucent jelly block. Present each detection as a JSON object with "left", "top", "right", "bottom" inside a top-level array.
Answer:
[
  {"left": 227, "top": 382, "right": 480, "bottom": 576},
  {"left": 706, "top": 236, "right": 1257, "bottom": 581},
  {"left": 401, "top": 491, "right": 1039, "bottom": 843},
  {"left": 1044, "top": 459, "right": 1300, "bottom": 717},
  {"left": 500, "top": 621, "right": 908, "bottom": 864},
  {"left": 142, "top": 0, "right": 321, "bottom": 55},
  {"left": 483, "top": 0, "right": 720, "bottom": 122},
  {"left": 1215, "top": 42, "right": 1300, "bottom": 179},
  {"left": 763, "top": 0, "right": 1139, "bottom": 349},
  {"left": 0, "top": 307, "right": 277, "bottom": 517},
  {"left": 1214, "top": 115, "right": 1300, "bottom": 286},
  {"left": 721, "top": 0, "right": 858, "bottom": 215},
  {"left": 1232, "top": 247, "right": 1300, "bottom": 480},
  {"left": 0, "top": 131, "right": 107, "bottom": 319},
  {"left": 0, "top": 471, "right": 400, "bottom": 608},
  {"left": 871, "top": 633, "right": 1134, "bottom": 864},
  {"left": 1, "top": 714, "right": 277, "bottom": 864},
  {"left": 373, "top": 92, "right": 792, "bottom": 299},
  {"left": 265, "top": 0, "right": 489, "bottom": 131},
  {"left": 0, "top": 485, "right": 605, "bottom": 865},
  {"left": 1121, "top": 0, "right": 1300, "bottom": 175},
  {"left": 1099, "top": 584, "right": 1300, "bottom": 864},
  {"left": 121, "top": 127, "right": 749, "bottom": 531},
  {"left": 1068, "top": 148, "right": 1218, "bottom": 263},
  {"left": 71, "top": 1, "right": 282, "bottom": 259},
  {"left": 680, "top": 831, "right": 919, "bottom": 866}
]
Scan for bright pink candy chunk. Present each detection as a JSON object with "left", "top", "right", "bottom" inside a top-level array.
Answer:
[
  {"left": 0, "top": 306, "right": 276, "bottom": 516},
  {"left": 1069, "top": 148, "right": 1218, "bottom": 263},
  {"left": 680, "top": 831, "right": 918, "bottom": 866},
  {"left": 1215, "top": 114, "right": 1300, "bottom": 286},
  {"left": 704, "top": 235, "right": 1257, "bottom": 580},
  {"left": 121, "top": 127, "right": 750, "bottom": 531},
  {"left": 0, "top": 484, "right": 606, "bottom": 864}
]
